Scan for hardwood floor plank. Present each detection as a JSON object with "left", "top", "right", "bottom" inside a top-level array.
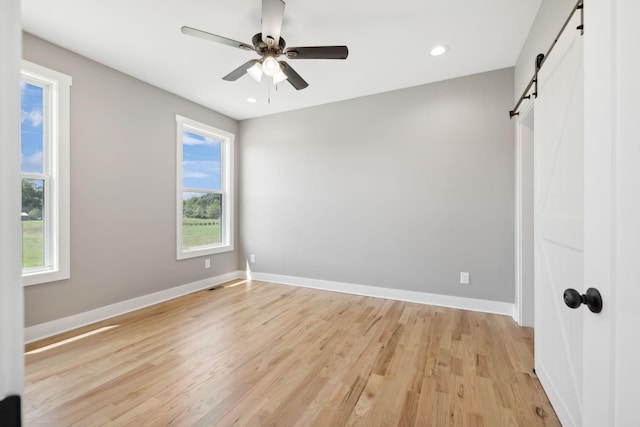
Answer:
[{"left": 24, "top": 280, "right": 560, "bottom": 426}]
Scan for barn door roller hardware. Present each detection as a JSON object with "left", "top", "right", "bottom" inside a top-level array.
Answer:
[{"left": 509, "top": 0, "right": 584, "bottom": 119}]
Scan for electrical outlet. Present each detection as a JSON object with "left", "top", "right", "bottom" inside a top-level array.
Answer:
[
  {"left": 250, "top": 254, "right": 256, "bottom": 263},
  {"left": 460, "top": 272, "right": 470, "bottom": 285},
  {"left": 205, "top": 258, "right": 211, "bottom": 269}
]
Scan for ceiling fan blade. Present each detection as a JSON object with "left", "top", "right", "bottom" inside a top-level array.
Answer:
[
  {"left": 280, "top": 61, "right": 308, "bottom": 90},
  {"left": 181, "top": 26, "right": 254, "bottom": 51},
  {"left": 261, "top": 0, "right": 285, "bottom": 45},
  {"left": 223, "top": 60, "right": 260, "bottom": 81},
  {"left": 284, "top": 46, "right": 349, "bottom": 59}
]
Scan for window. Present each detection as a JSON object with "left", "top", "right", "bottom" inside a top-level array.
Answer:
[
  {"left": 21, "top": 61, "right": 71, "bottom": 286},
  {"left": 176, "top": 115, "right": 234, "bottom": 259}
]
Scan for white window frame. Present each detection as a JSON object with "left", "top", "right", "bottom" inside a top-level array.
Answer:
[
  {"left": 176, "top": 115, "right": 234, "bottom": 259},
  {"left": 21, "top": 61, "right": 71, "bottom": 286}
]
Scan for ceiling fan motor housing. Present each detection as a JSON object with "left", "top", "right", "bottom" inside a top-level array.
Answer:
[{"left": 252, "top": 33, "right": 286, "bottom": 56}]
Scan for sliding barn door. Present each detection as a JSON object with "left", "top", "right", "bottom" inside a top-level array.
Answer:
[{"left": 533, "top": 13, "right": 584, "bottom": 427}]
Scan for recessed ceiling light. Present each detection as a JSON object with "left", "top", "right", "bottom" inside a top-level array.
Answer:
[
  {"left": 430, "top": 45, "right": 448, "bottom": 56},
  {"left": 247, "top": 97, "right": 257, "bottom": 103}
]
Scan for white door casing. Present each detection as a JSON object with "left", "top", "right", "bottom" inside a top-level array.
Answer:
[
  {"left": 515, "top": 102, "right": 535, "bottom": 328},
  {"left": 0, "top": 0, "right": 25, "bottom": 402},
  {"left": 607, "top": 0, "right": 640, "bottom": 422},
  {"left": 533, "top": 11, "right": 584, "bottom": 427},
  {"left": 582, "top": 0, "right": 640, "bottom": 424}
]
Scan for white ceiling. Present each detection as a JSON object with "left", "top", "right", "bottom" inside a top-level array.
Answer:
[{"left": 21, "top": 0, "right": 541, "bottom": 120}]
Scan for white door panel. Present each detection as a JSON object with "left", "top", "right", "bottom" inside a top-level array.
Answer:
[
  {"left": 529, "top": 2, "right": 640, "bottom": 424},
  {"left": 534, "top": 12, "right": 584, "bottom": 427}
]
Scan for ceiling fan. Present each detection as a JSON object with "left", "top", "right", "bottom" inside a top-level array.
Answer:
[{"left": 181, "top": 0, "right": 349, "bottom": 90}]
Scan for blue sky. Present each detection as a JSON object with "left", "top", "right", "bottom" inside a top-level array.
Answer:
[
  {"left": 182, "top": 131, "right": 221, "bottom": 192},
  {"left": 21, "top": 82, "right": 44, "bottom": 174}
]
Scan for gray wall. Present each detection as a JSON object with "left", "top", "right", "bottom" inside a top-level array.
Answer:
[
  {"left": 514, "top": 0, "right": 576, "bottom": 100},
  {"left": 239, "top": 68, "right": 515, "bottom": 302},
  {"left": 23, "top": 34, "right": 240, "bottom": 326}
]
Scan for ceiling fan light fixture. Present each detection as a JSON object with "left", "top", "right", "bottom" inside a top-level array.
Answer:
[
  {"left": 262, "top": 55, "right": 279, "bottom": 77},
  {"left": 247, "top": 62, "right": 263, "bottom": 82}
]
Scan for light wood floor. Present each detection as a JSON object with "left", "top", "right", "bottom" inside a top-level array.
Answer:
[{"left": 25, "top": 280, "right": 560, "bottom": 426}]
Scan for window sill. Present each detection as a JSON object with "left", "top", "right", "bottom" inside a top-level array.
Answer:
[
  {"left": 177, "top": 243, "right": 234, "bottom": 260},
  {"left": 23, "top": 268, "right": 70, "bottom": 287}
]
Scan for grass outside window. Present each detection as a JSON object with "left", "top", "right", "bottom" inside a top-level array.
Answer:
[
  {"left": 182, "top": 218, "right": 221, "bottom": 249},
  {"left": 22, "top": 220, "right": 43, "bottom": 268}
]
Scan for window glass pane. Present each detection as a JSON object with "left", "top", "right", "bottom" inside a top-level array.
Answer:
[
  {"left": 21, "top": 82, "right": 44, "bottom": 174},
  {"left": 182, "top": 192, "right": 222, "bottom": 249},
  {"left": 182, "top": 131, "right": 221, "bottom": 191},
  {"left": 22, "top": 178, "right": 45, "bottom": 268}
]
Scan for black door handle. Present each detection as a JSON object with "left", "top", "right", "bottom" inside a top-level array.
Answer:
[{"left": 563, "top": 288, "right": 603, "bottom": 313}]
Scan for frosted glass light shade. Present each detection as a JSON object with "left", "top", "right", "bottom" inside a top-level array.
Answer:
[
  {"left": 247, "top": 62, "right": 263, "bottom": 82},
  {"left": 273, "top": 68, "right": 288, "bottom": 84}
]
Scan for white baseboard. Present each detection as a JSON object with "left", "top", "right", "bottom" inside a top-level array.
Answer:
[
  {"left": 25, "top": 270, "right": 245, "bottom": 343},
  {"left": 512, "top": 305, "right": 520, "bottom": 324},
  {"left": 251, "top": 272, "right": 515, "bottom": 317},
  {"left": 26, "top": 270, "right": 516, "bottom": 343}
]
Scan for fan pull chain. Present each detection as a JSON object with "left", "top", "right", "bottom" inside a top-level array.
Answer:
[{"left": 265, "top": 81, "right": 279, "bottom": 104}]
